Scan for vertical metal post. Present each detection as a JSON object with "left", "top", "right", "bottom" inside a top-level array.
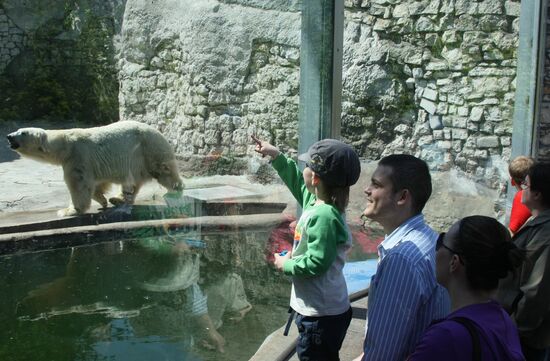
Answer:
[
  {"left": 298, "top": 0, "right": 344, "bottom": 156},
  {"left": 533, "top": 0, "right": 549, "bottom": 159},
  {"left": 511, "top": 0, "right": 544, "bottom": 158},
  {"left": 507, "top": 0, "right": 545, "bottom": 222},
  {"left": 332, "top": 0, "right": 344, "bottom": 138}
]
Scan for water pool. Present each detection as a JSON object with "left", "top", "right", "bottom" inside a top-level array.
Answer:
[
  {"left": 0, "top": 232, "right": 292, "bottom": 361},
  {"left": 0, "top": 214, "right": 380, "bottom": 361}
]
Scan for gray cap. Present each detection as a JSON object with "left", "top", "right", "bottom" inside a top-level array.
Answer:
[{"left": 298, "top": 139, "right": 361, "bottom": 187}]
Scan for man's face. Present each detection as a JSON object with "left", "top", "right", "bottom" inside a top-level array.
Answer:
[
  {"left": 521, "top": 175, "right": 539, "bottom": 211},
  {"left": 363, "top": 165, "right": 401, "bottom": 223}
]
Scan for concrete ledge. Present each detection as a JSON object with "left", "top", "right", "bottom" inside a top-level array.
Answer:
[
  {"left": 250, "top": 291, "right": 369, "bottom": 361},
  {"left": 249, "top": 319, "right": 299, "bottom": 361},
  {"left": 0, "top": 213, "right": 286, "bottom": 255},
  {"left": 0, "top": 202, "right": 287, "bottom": 234}
]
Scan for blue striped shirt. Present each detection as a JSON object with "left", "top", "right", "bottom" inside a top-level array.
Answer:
[{"left": 362, "top": 214, "right": 450, "bottom": 361}]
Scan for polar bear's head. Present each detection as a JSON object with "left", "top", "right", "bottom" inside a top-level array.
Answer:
[
  {"left": 7, "top": 127, "right": 48, "bottom": 158},
  {"left": 150, "top": 160, "right": 184, "bottom": 192}
]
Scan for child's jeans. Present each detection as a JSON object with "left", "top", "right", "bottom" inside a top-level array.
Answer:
[{"left": 295, "top": 307, "right": 352, "bottom": 361}]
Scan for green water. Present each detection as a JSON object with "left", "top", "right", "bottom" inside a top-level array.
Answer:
[{"left": 0, "top": 240, "right": 291, "bottom": 361}]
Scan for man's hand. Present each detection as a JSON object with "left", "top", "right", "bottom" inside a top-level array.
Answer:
[
  {"left": 197, "top": 314, "right": 226, "bottom": 353},
  {"left": 204, "top": 328, "right": 226, "bottom": 353}
]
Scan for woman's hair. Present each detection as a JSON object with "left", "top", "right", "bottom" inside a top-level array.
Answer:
[
  {"left": 325, "top": 186, "right": 350, "bottom": 213},
  {"left": 509, "top": 156, "right": 534, "bottom": 185},
  {"left": 454, "top": 215, "right": 525, "bottom": 291},
  {"left": 528, "top": 162, "right": 550, "bottom": 208}
]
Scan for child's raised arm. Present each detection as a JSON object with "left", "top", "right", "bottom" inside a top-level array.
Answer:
[{"left": 251, "top": 135, "right": 280, "bottom": 160}]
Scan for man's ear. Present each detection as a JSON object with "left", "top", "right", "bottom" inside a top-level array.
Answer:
[
  {"left": 532, "top": 189, "right": 544, "bottom": 203},
  {"left": 396, "top": 189, "right": 410, "bottom": 206}
]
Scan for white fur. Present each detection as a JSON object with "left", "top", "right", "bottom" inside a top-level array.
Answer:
[{"left": 7, "top": 121, "right": 183, "bottom": 217}]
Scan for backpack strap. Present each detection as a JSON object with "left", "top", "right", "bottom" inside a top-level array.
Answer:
[{"left": 450, "top": 317, "right": 482, "bottom": 361}]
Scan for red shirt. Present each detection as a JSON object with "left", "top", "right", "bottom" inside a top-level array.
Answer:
[{"left": 509, "top": 190, "right": 531, "bottom": 233}]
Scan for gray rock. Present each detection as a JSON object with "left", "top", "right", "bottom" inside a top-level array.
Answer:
[
  {"left": 420, "top": 98, "right": 437, "bottom": 114},
  {"left": 478, "top": 0, "right": 504, "bottom": 14},
  {"left": 429, "top": 114, "right": 443, "bottom": 130},
  {"left": 477, "top": 136, "right": 499, "bottom": 148},
  {"left": 452, "top": 128, "right": 468, "bottom": 140},
  {"left": 504, "top": 1, "right": 520, "bottom": 16},
  {"left": 423, "top": 87, "right": 438, "bottom": 101},
  {"left": 470, "top": 106, "right": 484, "bottom": 122}
]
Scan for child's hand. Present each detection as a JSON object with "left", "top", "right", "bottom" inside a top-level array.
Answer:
[
  {"left": 251, "top": 135, "right": 280, "bottom": 160},
  {"left": 273, "top": 250, "right": 292, "bottom": 271}
]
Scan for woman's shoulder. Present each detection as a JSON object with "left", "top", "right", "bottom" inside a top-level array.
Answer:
[
  {"left": 408, "top": 319, "right": 469, "bottom": 361},
  {"left": 425, "top": 317, "right": 472, "bottom": 340}
]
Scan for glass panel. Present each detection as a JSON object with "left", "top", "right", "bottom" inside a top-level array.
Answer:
[
  {"left": 0, "top": 0, "right": 531, "bottom": 359},
  {"left": 1, "top": 1, "right": 303, "bottom": 359},
  {"left": 341, "top": 0, "right": 522, "bottom": 240}
]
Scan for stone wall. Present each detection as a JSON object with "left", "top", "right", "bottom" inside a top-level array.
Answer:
[
  {"left": 0, "top": 7, "right": 26, "bottom": 74},
  {"left": 117, "top": 0, "right": 518, "bottom": 192},
  {"left": 117, "top": 0, "right": 301, "bottom": 157},
  {"left": 342, "top": 0, "right": 519, "bottom": 191}
]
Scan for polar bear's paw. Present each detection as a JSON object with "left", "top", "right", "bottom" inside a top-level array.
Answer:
[
  {"left": 108, "top": 196, "right": 125, "bottom": 206},
  {"left": 57, "top": 207, "right": 78, "bottom": 217}
]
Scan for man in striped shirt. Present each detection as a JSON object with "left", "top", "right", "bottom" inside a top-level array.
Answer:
[{"left": 355, "top": 154, "right": 450, "bottom": 361}]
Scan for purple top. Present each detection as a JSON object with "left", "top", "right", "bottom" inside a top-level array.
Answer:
[{"left": 408, "top": 301, "right": 525, "bottom": 361}]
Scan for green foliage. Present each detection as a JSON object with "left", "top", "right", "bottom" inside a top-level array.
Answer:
[
  {"left": 76, "top": 14, "right": 119, "bottom": 122},
  {"left": 0, "top": 3, "right": 119, "bottom": 123},
  {"left": 0, "top": 76, "right": 21, "bottom": 121},
  {"left": 30, "top": 68, "right": 72, "bottom": 117},
  {"left": 0, "top": 69, "right": 71, "bottom": 121}
]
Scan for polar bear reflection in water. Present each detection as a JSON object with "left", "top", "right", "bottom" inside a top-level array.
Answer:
[
  {"left": 6, "top": 121, "right": 184, "bottom": 217},
  {"left": 17, "top": 234, "right": 252, "bottom": 359}
]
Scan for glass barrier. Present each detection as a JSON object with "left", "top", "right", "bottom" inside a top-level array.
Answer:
[{"left": 0, "top": 0, "right": 529, "bottom": 360}]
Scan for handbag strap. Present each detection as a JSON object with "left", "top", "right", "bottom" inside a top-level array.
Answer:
[{"left": 451, "top": 317, "right": 482, "bottom": 361}]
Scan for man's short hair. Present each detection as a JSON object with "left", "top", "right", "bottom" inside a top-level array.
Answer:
[
  {"left": 509, "top": 156, "right": 534, "bottom": 185},
  {"left": 378, "top": 154, "right": 432, "bottom": 214},
  {"left": 528, "top": 162, "right": 550, "bottom": 208}
]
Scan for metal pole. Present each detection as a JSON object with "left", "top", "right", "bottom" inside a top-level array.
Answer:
[
  {"left": 507, "top": 0, "right": 545, "bottom": 223},
  {"left": 298, "top": 0, "right": 344, "bottom": 156}
]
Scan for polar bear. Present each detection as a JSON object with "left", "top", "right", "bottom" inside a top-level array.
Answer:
[{"left": 7, "top": 121, "right": 184, "bottom": 217}]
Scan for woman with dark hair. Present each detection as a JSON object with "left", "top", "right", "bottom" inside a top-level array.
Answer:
[
  {"left": 408, "top": 216, "right": 525, "bottom": 361},
  {"left": 498, "top": 162, "right": 550, "bottom": 361}
]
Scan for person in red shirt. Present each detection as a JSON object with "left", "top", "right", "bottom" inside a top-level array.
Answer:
[{"left": 509, "top": 156, "right": 534, "bottom": 234}]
